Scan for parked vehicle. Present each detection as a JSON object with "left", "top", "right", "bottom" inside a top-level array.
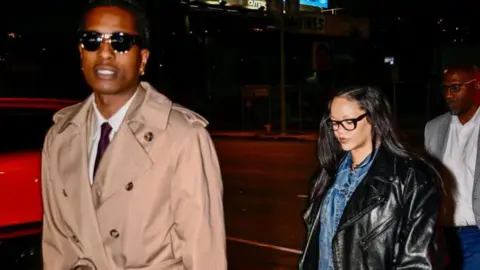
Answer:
[{"left": 0, "top": 98, "right": 76, "bottom": 269}]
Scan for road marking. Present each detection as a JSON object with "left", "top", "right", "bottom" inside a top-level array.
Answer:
[
  {"left": 296, "top": 194, "right": 308, "bottom": 198},
  {"left": 227, "top": 236, "right": 302, "bottom": 254}
]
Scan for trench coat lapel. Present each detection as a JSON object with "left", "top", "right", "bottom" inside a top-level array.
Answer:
[
  {"left": 56, "top": 97, "right": 111, "bottom": 255},
  {"left": 90, "top": 87, "right": 155, "bottom": 210}
]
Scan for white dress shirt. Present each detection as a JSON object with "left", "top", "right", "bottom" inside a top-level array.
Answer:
[
  {"left": 442, "top": 107, "right": 480, "bottom": 226},
  {"left": 88, "top": 92, "right": 137, "bottom": 183}
]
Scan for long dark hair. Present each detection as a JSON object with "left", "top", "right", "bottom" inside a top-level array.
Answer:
[{"left": 312, "top": 86, "right": 410, "bottom": 199}]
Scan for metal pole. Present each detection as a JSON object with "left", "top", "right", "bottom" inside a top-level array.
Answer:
[
  {"left": 392, "top": 67, "right": 397, "bottom": 122},
  {"left": 393, "top": 82, "right": 397, "bottom": 121},
  {"left": 426, "top": 82, "right": 430, "bottom": 121},
  {"left": 280, "top": 13, "right": 287, "bottom": 134},
  {"left": 269, "top": 89, "right": 272, "bottom": 124},
  {"left": 299, "top": 86, "right": 302, "bottom": 132},
  {"left": 241, "top": 90, "right": 244, "bottom": 130}
]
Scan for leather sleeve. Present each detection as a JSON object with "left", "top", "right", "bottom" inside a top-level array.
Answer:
[{"left": 395, "top": 167, "right": 444, "bottom": 270}]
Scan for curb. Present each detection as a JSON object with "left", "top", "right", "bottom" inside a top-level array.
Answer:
[
  {"left": 211, "top": 131, "right": 423, "bottom": 142},
  {"left": 211, "top": 133, "right": 317, "bottom": 142}
]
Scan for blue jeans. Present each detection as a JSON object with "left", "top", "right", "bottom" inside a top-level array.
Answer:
[{"left": 445, "top": 226, "right": 480, "bottom": 270}]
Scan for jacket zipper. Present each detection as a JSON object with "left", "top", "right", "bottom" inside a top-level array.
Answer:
[
  {"left": 336, "top": 196, "right": 385, "bottom": 232},
  {"left": 331, "top": 196, "right": 386, "bottom": 269},
  {"left": 359, "top": 216, "right": 397, "bottom": 250}
]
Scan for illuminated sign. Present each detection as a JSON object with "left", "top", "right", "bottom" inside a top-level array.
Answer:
[
  {"left": 194, "top": 0, "right": 328, "bottom": 10},
  {"left": 246, "top": 0, "right": 266, "bottom": 9},
  {"left": 300, "top": 0, "right": 328, "bottom": 9}
]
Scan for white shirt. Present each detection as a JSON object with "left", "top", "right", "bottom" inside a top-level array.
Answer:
[
  {"left": 88, "top": 92, "right": 137, "bottom": 183},
  {"left": 442, "top": 107, "right": 480, "bottom": 226}
]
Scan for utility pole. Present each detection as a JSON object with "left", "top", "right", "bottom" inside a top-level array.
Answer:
[
  {"left": 269, "top": 0, "right": 296, "bottom": 134},
  {"left": 280, "top": 12, "right": 287, "bottom": 134}
]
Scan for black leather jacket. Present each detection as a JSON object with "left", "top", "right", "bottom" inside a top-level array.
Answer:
[{"left": 299, "top": 147, "right": 444, "bottom": 270}]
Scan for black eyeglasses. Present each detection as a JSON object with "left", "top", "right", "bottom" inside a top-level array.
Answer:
[
  {"left": 327, "top": 113, "right": 368, "bottom": 131},
  {"left": 78, "top": 31, "right": 142, "bottom": 54},
  {"left": 441, "top": 79, "right": 476, "bottom": 94}
]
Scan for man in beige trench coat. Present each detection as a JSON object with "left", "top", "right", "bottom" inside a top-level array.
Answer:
[{"left": 41, "top": 0, "right": 227, "bottom": 269}]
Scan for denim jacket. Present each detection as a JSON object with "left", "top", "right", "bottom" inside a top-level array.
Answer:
[{"left": 318, "top": 151, "right": 375, "bottom": 270}]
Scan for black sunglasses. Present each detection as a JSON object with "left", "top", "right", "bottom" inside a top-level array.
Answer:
[
  {"left": 78, "top": 31, "right": 142, "bottom": 54},
  {"left": 327, "top": 113, "right": 368, "bottom": 131}
]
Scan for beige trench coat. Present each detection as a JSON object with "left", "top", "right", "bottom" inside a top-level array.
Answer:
[{"left": 41, "top": 82, "right": 227, "bottom": 270}]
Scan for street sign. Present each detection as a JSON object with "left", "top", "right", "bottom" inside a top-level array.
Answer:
[
  {"left": 285, "top": 13, "right": 326, "bottom": 34},
  {"left": 242, "top": 85, "right": 271, "bottom": 98}
]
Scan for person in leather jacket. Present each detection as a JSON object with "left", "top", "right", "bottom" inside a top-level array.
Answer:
[{"left": 299, "top": 86, "right": 444, "bottom": 270}]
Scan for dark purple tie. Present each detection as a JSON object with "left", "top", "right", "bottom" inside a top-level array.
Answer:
[{"left": 93, "top": 122, "right": 112, "bottom": 177}]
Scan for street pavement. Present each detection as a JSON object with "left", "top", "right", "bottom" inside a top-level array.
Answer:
[
  {"left": 211, "top": 131, "right": 317, "bottom": 141},
  {"left": 1, "top": 135, "right": 426, "bottom": 269},
  {"left": 215, "top": 132, "right": 425, "bottom": 269},
  {"left": 214, "top": 138, "right": 318, "bottom": 269},
  {"left": 1, "top": 139, "right": 316, "bottom": 270}
]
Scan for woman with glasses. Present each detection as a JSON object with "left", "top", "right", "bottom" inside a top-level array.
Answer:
[{"left": 299, "top": 86, "right": 444, "bottom": 270}]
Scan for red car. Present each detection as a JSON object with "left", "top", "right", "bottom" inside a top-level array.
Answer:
[{"left": 0, "top": 98, "right": 76, "bottom": 268}]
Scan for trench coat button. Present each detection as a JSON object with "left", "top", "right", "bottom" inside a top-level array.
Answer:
[
  {"left": 63, "top": 189, "right": 68, "bottom": 197},
  {"left": 125, "top": 182, "right": 133, "bottom": 191},
  {"left": 72, "top": 235, "right": 80, "bottom": 243},
  {"left": 72, "top": 266, "right": 93, "bottom": 270},
  {"left": 144, "top": 132, "right": 154, "bottom": 142},
  {"left": 71, "top": 257, "right": 96, "bottom": 270},
  {"left": 110, "top": 229, "right": 120, "bottom": 238}
]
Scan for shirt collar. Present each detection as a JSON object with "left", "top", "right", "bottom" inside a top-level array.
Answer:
[
  {"left": 92, "top": 90, "right": 138, "bottom": 134},
  {"left": 339, "top": 146, "right": 379, "bottom": 171},
  {"left": 452, "top": 106, "right": 480, "bottom": 126},
  {"left": 471, "top": 106, "right": 480, "bottom": 125}
]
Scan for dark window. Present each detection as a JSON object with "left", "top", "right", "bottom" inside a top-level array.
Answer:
[{"left": 0, "top": 107, "right": 57, "bottom": 152}]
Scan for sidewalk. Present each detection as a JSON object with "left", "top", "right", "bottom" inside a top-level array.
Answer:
[
  {"left": 210, "top": 131, "right": 317, "bottom": 141},
  {"left": 210, "top": 129, "right": 424, "bottom": 142}
]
